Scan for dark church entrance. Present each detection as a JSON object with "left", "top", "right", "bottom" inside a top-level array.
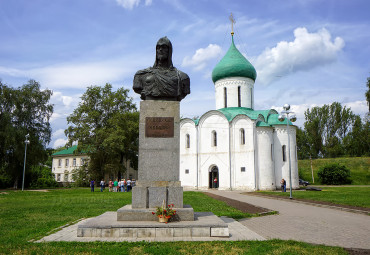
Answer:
[{"left": 209, "top": 166, "right": 219, "bottom": 189}]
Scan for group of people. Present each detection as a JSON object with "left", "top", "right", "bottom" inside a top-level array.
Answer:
[{"left": 90, "top": 178, "right": 136, "bottom": 192}]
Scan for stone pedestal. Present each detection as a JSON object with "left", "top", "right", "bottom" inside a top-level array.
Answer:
[{"left": 119, "top": 100, "right": 194, "bottom": 221}]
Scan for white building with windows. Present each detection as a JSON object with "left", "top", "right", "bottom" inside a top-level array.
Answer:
[
  {"left": 179, "top": 34, "right": 299, "bottom": 191},
  {"left": 51, "top": 145, "right": 88, "bottom": 183},
  {"left": 51, "top": 145, "right": 138, "bottom": 184}
]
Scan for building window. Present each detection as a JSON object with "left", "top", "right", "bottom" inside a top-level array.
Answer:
[
  {"left": 186, "top": 134, "right": 190, "bottom": 148},
  {"left": 64, "top": 174, "right": 68, "bottom": 182},
  {"left": 224, "top": 87, "right": 227, "bottom": 108},
  {"left": 250, "top": 88, "right": 253, "bottom": 108},
  {"left": 271, "top": 144, "right": 274, "bottom": 161},
  {"left": 65, "top": 159, "right": 69, "bottom": 167},
  {"left": 58, "top": 159, "right": 62, "bottom": 167},
  {"left": 185, "top": 169, "right": 189, "bottom": 174},
  {"left": 81, "top": 158, "right": 84, "bottom": 165},
  {"left": 212, "top": 130, "right": 217, "bottom": 147},
  {"left": 73, "top": 158, "right": 76, "bottom": 166},
  {"left": 57, "top": 174, "right": 61, "bottom": 182},
  {"left": 238, "top": 86, "right": 241, "bottom": 107},
  {"left": 241, "top": 167, "right": 246, "bottom": 172},
  {"left": 240, "top": 128, "right": 245, "bottom": 145},
  {"left": 282, "top": 145, "right": 286, "bottom": 162}
]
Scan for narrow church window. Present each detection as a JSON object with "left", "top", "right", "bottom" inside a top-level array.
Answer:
[
  {"left": 240, "top": 128, "right": 245, "bottom": 145},
  {"left": 185, "top": 169, "right": 189, "bottom": 174},
  {"left": 212, "top": 130, "right": 217, "bottom": 147},
  {"left": 250, "top": 88, "right": 253, "bottom": 108},
  {"left": 241, "top": 167, "right": 246, "bottom": 172},
  {"left": 238, "top": 86, "right": 241, "bottom": 107},
  {"left": 282, "top": 145, "right": 286, "bottom": 162},
  {"left": 224, "top": 87, "right": 227, "bottom": 108},
  {"left": 271, "top": 144, "right": 274, "bottom": 161},
  {"left": 186, "top": 134, "right": 190, "bottom": 148}
]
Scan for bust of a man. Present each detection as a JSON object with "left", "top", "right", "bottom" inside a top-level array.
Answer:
[{"left": 133, "top": 37, "right": 190, "bottom": 101}]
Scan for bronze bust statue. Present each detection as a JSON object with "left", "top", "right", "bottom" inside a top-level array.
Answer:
[{"left": 133, "top": 37, "right": 190, "bottom": 101}]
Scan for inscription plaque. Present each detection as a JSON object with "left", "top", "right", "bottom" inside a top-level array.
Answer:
[{"left": 145, "top": 117, "right": 174, "bottom": 138}]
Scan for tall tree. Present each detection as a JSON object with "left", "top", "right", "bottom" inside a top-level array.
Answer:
[
  {"left": 303, "top": 102, "right": 355, "bottom": 158},
  {"left": 65, "top": 84, "right": 138, "bottom": 180},
  {"left": 0, "top": 80, "right": 53, "bottom": 188}
]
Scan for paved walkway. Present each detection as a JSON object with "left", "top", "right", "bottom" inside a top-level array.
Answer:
[{"left": 206, "top": 190, "right": 370, "bottom": 249}]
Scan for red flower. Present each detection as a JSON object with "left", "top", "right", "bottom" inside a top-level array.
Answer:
[
  {"left": 171, "top": 204, "right": 174, "bottom": 206},
  {"left": 152, "top": 212, "right": 155, "bottom": 215}
]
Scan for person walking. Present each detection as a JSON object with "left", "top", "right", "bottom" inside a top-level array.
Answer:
[
  {"left": 108, "top": 180, "right": 113, "bottom": 192},
  {"left": 90, "top": 180, "right": 95, "bottom": 192},
  {"left": 280, "top": 178, "right": 286, "bottom": 192},
  {"left": 100, "top": 179, "right": 105, "bottom": 192},
  {"left": 213, "top": 177, "right": 218, "bottom": 189}
]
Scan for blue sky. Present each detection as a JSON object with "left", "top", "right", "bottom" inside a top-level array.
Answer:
[{"left": 1, "top": 0, "right": 369, "bottom": 148}]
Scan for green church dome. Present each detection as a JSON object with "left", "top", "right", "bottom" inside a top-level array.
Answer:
[{"left": 212, "top": 36, "right": 257, "bottom": 83}]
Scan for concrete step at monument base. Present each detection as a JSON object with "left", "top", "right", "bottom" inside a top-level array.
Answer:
[{"left": 77, "top": 211, "right": 229, "bottom": 238}]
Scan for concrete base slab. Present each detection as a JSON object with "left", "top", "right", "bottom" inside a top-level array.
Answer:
[
  {"left": 78, "top": 211, "right": 228, "bottom": 238},
  {"left": 117, "top": 204, "right": 194, "bottom": 221}
]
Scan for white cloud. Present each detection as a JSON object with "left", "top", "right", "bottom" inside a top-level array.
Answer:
[
  {"left": 52, "top": 129, "right": 66, "bottom": 138},
  {"left": 255, "top": 27, "right": 345, "bottom": 85},
  {"left": 144, "top": 0, "right": 152, "bottom": 6},
  {"left": 115, "top": 0, "right": 140, "bottom": 10},
  {"left": 182, "top": 44, "right": 223, "bottom": 71},
  {"left": 53, "top": 138, "right": 68, "bottom": 148}
]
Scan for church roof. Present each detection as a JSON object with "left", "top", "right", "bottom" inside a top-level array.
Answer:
[
  {"left": 212, "top": 36, "right": 257, "bottom": 83},
  {"left": 191, "top": 107, "right": 292, "bottom": 127}
]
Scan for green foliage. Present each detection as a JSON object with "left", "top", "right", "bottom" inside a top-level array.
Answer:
[
  {"left": 71, "top": 165, "right": 90, "bottom": 187},
  {"left": 0, "top": 80, "right": 53, "bottom": 188},
  {"left": 317, "top": 163, "right": 352, "bottom": 185},
  {"left": 29, "top": 165, "right": 58, "bottom": 188},
  {"left": 299, "top": 157, "right": 369, "bottom": 185},
  {"left": 366, "top": 77, "right": 370, "bottom": 112},
  {"left": 65, "top": 83, "right": 139, "bottom": 181}
]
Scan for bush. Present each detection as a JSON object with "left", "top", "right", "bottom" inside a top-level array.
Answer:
[
  {"left": 31, "top": 177, "right": 58, "bottom": 189},
  {"left": 317, "top": 163, "right": 352, "bottom": 185}
]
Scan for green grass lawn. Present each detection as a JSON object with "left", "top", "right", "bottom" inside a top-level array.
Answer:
[
  {"left": 259, "top": 186, "right": 370, "bottom": 208},
  {"left": 298, "top": 157, "right": 370, "bottom": 185},
  {"left": 0, "top": 189, "right": 348, "bottom": 254}
]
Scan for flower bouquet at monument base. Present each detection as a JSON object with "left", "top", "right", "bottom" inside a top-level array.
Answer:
[{"left": 152, "top": 200, "right": 176, "bottom": 223}]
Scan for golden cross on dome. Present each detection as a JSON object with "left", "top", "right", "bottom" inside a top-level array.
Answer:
[{"left": 229, "top": 13, "right": 236, "bottom": 36}]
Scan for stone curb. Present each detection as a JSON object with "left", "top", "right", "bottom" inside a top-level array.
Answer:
[{"left": 245, "top": 193, "right": 370, "bottom": 216}]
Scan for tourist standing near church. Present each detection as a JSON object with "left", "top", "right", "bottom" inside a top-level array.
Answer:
[
  {"left": 127, "top": 179, "right": 131, "bottom": 192},
  {"left": 113, "top": 179, "right": 118, "bottom": 192},
  {"left": 100, "top": 179, "right": 105, "bottom": 192},
  {"left": 108, "top": 180, "right": 113, "bottom": 192},
  {"left": 281, "top": 179, "right": 286, "bottom": 192},
  {"left": 90, "top": 180, "right": 95, "bottom": 192}
]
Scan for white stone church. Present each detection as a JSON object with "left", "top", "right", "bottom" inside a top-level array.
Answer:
[{"left": 179, "top": 34, "right": 299, "bottom": 191}]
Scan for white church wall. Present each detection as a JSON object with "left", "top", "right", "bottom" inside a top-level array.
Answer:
[
  {"left": 198, "top": 111, "right": 230, "bottom": 190},
  {"left": 273, "top": 126, "right": 299, "bottom": 189},
  {"left": 256, "top": 127, "right": 275, "bottom": 190},
  {"left": 179, "top": 119, "right": 198, "bottom": 188},
  {"left": 214, "top": 77, "right": 255, "bottom": 109},
  {"left": 231, "top": 117, "right": 256, "bottom": 190}
]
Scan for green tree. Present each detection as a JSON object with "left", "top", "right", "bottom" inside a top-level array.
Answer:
[
  {"left": 65, "top": 84, "right": 138, "bottom": 181},
  {"left": 343, "top": 115, "right": 370, "bottom": 156},
  {"left": 0, "top": 80, "right": 53, "bottom": 188},
  {"left": 303, "top": 102, "right": 355, "bottom": 158}
]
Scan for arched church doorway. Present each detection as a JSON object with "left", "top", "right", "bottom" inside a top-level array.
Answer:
[{"left": 209, "top": 166, "right": 219, "bottom": 189}]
